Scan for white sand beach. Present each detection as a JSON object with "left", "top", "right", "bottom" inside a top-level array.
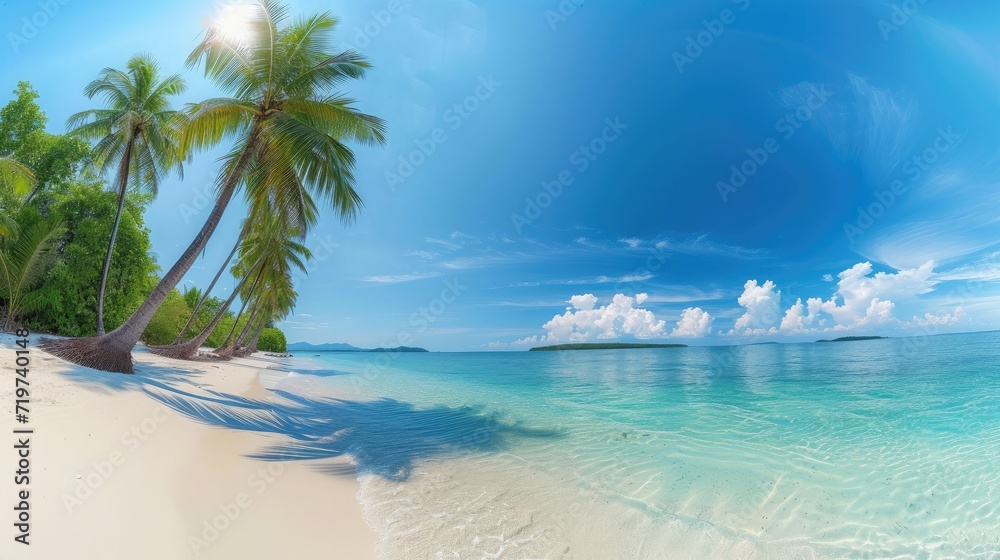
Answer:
[{"left": 1, "top": 334, "right": 376, "bottom": 560}]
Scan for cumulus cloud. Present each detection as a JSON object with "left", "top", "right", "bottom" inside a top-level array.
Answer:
[
  {"left": 817, "top": 261, "right": 935, "bottom": 327},
  {"left": 732, "top": 280, "right": 781, "bottom": 334},
  {"left": 671, "top": 307, "right": 713, "bottom": 338},
  {"left": 540, "top": 293, "right": 668, "bottom": 342},
  {"left": 912, "top": 307, "right": 966, "bottom": 327},
  {"left": 779, "top": 297, "right": 825, "bottom": 332}
]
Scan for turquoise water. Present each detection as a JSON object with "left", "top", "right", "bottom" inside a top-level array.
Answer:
[{"left": 273, "top": 331, "right": 1000, "bottom": 559}]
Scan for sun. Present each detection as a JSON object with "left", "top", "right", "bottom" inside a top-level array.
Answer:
[{"left": 212, "top": 5, "right": 257, "bottom": 45}]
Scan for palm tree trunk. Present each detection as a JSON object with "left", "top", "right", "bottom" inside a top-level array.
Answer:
[
  {"left": 173, "top": 234, "right": 243, "bottom": 344},
  {"left": 96, "top": 138, "right": 135, "bottom": 335},
  {"left": 219, "top": 266, "right": 265, "bottom": 349},
  {"left": 235, "top": 306, "right": 261, "bottom": 346},
  {"left": 248, "top": 317, "right": 267, "bottom": 349},
  {"left": 217, "top": 304, "right": 261, "bottom": 358},
  {"left": 149, "top": 267, "right": 254, "bottom": 360},
  {"left": 236, "top": 315, "right": 267, "bottom": 357},
  {"left": 42, "top": 126, "right": 263, "bottom": 373}
]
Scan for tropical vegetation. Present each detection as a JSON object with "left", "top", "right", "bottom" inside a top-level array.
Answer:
[{"left": 1, "top": 0, "right": 384, "bottom": 374}]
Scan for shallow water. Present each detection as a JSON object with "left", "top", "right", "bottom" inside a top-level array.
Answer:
[{"left": 274, "top": 332, "right": 1000, "bottom": 559}]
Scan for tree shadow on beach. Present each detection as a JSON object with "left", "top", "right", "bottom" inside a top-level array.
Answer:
[
  {"left": 146, "top": 384, "right": 561, "bottom": 482},
  {"left": 50, "top": 350, "right": 205, "bottom": 394}
]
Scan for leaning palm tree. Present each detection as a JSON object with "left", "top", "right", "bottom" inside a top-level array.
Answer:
[
  {"left": 66, "top": 54, "right": 186, "bottom": 335},
  {"left": 43, "top": 0, "right": 385, "bottom": 373},
  {"left": 235, "top": 273, "right": 296, "bottom": 357},
  {"left": 173, "top": 187, "right": 315, "bottom": 343},
  {"left": 152, "top": 211, "right": 310, "bottom": 361}
]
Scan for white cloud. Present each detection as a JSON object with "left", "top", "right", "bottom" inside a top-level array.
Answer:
[
  {"left": 731, "top": 280, "right": 781, "bottom": 335},
  {"left": 540, "top": 293, "right": 668, "bottom": 342},
  {"left": 510, "top": 273, "right": 653, "bottom": 287},
  {"left": 424, "top": 237, "right": 462, "bottom": 250},
  {"left": 671, "top": 307, "right": 713, "bottom": 338},
  {"left": 818, "top": 261, "right": 935, "bottom": 327},
  {"left": 912, "top": 307, "right": 966, "bottom": 326},
  {"left": 363, "top": 272, "right": 442, "bottom": 284},
  {"left": 779, "top": 297, "right": 825, "bottom": 332},
  {"left": 620, "top": 237, "right": 643, "bottom": 249},
  {"left": 822, "top": 274, "right": 834, "bottom": 282}
]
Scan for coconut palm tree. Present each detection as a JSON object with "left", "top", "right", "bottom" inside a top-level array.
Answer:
[
  {"left": 152, "top": 210, "right": 310, "bottom": 360},
  {"left": 66, "top": 54, "right": 186, "bottom": 335},
  {"left": 173, "top": 185, "right": 315, "bottom": 343},
  {"left": 43, "top": 0, "right": 385, "bottom": 373}
]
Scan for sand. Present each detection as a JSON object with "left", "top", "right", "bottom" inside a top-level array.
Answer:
[{"left": 1, "top": 334, "right": 376, "bottom": 560}]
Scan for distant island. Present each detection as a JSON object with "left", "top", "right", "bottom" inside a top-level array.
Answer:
[
  {"left": 287, "top": 342, "right": 428, "bottom": 353},
  {"left": 529, "top": 343, "right": 688, "bottom": 351},
  {"left": 816, "top": 336, "right": 887, "bottom": 343}
]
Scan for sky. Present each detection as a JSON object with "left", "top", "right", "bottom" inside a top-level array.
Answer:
[{"left": 3, "top": 0, "right": 1000, "bottom": 351}]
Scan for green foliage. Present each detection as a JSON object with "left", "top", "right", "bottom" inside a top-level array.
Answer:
[
  {"left": 257, "top": 328, "right": 287, "bottom": 353},
  {"left": 23, "top": 182, "right": 158, "bottom": 336},
  {"left": 0, "top": 82, "right": 47, "bottom": 154},
  {"left": 142, "top": 289, "right": 190, "bottom": 345},
  {"left": 0, "top": 82, "right": 88, "bottom": 207},
  {"left": 0, "top": 218, "right": 64, "bottom": 323}
]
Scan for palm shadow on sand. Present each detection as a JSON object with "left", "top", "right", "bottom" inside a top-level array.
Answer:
[
  {"left": 53, "top": 350, "right": 561, "bottom": 482},
  {"left": 148, "top": 386, "right": 561, "bottom": 481}
]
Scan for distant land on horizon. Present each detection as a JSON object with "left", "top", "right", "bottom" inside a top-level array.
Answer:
[
  {"left": 816, "top": 336, "right": 888, "bottom": 343},
  {"left": 287, "top": 342, "right": 429, "bottom": 353},
  {"left": 529, "top": 343, "right": 688, "bottom": 351}
]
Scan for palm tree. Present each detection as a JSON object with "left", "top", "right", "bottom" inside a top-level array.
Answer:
[
  {"left": 236, "top": 273, "right": 296, "bottom": 356},
  {"left": 0, "top": 220, "right": 65, "bottom": 328},
  {"left": 173, "top": 187, "right": 315, "bottom": 343},
  {"left": 43, "top": 0, "right": 385, "bottom": 373},
  {"left": 152, "top": 210, "right": 310, "bottom": 361},
  {"left": 66, "top": 54, "right": 186, "bottom": 335}
]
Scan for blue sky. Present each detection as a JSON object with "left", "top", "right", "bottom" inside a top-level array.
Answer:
[{"left": 3, "top": 0, "right": 1000, "bottom": 350}]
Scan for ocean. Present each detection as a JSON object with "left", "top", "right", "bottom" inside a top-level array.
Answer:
[{"left": 265, "top": 331, "right": 1000, "bottom": 559}]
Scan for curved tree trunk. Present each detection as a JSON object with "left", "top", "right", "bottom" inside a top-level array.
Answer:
[
  {"left": 173, "top": 234, "right": 243, "bottom": 344},
  {"left": 217, "top": 266, "right": 265, "bottom": 351},
  {"left": 236, "top": 317, "right": 267, "bottom": 357},
  {"left": 42, "top": 127, "right": 262, "bottom": 373},
  {"left": 217, "top": 304, "right": 261, "bottom": 358},
  {"left": 149, "top": 268, "right": 254, "bottom": 361},
  {"left": 96, "top": 138, "right": 135, "bottom": 336}
]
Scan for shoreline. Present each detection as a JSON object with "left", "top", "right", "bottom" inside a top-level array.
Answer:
[{"left": 1, "top": 335, "right": 377, "bottom": 560}]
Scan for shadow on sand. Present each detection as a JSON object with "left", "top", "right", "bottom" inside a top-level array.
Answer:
[
  {"left": 149, "top": 387, "right": 561, "bottom": 481},
  {"left": 54, "top": 349, "right": 560, "bottom": 482}
]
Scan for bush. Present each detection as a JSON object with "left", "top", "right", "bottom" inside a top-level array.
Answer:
[
  {"left": 142, "top": 289, "right": 191, "bottom": 345},
  {"left": 257, "top": 328, "right": 287, "bottom": 353},
  {"left": 24, "top": 182, "right": 158, "bottom": 336}
]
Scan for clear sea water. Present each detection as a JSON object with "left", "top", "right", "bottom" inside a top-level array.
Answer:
[{"left": 269, "top": 331, "right": 1000, "bottom": 559}]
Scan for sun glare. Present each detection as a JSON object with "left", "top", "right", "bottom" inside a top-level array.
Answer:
[{"left": 213, "top": 5, "right": 256, "bottom": 45}]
